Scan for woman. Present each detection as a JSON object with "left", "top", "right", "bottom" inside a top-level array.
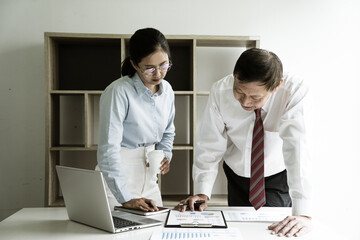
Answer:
[{"left": 97, "top": 28, "right": 175, "bottom": 212}]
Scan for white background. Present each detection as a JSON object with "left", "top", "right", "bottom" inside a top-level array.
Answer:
[{"left": 1, "top": 0, "right": 359, "bottom": 239}]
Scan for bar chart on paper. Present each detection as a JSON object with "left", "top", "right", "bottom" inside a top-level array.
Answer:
[
  {"left": 165, "top": 210, "right": 227, "bottom": 227},
  {"left": 150, "top": 227, "right": 242, "bottom": 240},
  {"left": 223, "top": 210, "right": 288, "bottom": 222}
]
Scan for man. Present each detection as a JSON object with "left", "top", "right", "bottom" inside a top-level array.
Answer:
[{"left": 177, "top": 48, "right": 312, "bottom": 237}]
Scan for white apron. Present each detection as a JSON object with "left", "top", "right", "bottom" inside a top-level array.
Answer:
[{"left": 96, "top": 145, "right": 162, "bottom": 210}]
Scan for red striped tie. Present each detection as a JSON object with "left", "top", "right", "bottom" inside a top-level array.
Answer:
[{"left": 249, "top": 108, "right": 266, "bottom": 210}]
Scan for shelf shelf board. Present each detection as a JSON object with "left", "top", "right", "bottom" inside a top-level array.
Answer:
[
  {"left": 45, "top": 32, "right": 128, "bottom": 39},
  {"left": 196, "top": 36, "right": 259, "bottom": 48},
  {"left": 172, "top": 145, "right": 194, "bottom": 150},
  {"left": 50, "top": 90, "right": 103, "bottom": 94},
  {"left": 50, "top": 145, "right": 97, "bottom": 151},
  {"left": 196, "top": 91, "right": 210, "bottom": 96},
  {"left": 174, "top": 91, "right": 194, "bottom": 95}
]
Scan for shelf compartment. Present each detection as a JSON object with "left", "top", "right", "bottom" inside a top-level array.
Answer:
[
  {"left": 59, "top": 151, "right": 98, "bottom": 170},
  {"left": 173, "top": 95, "right": 193, "bottom": 146},
  {"left": 50, "top": 94, "right": 85, "bottom": 147},
  {"left": 161, "top": 150, "right": 191, "bottom": 195},
  {"left": 165, "top": 39, "right": 194, "bottom": 91},
  {"left": 51, "top": 37, "right": 122, "bottom": 91},
  {"left": 85, "top": 93, "right": 101, "bottom": 147},
  {"left": 162, "top": 195, "right": 189, "bottom": 206}
]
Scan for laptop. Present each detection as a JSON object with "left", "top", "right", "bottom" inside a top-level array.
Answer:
[{"left": 56, "top": 165, "right": 163, "bottom": 233}]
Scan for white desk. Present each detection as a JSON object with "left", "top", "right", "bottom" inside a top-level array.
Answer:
[{"left": 0, "top": 207, "right": 344, "bottom": 240}]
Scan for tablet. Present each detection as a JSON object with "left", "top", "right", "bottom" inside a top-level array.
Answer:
[{"left": 114, "top": 206, "right": 169, "bottom": 216}]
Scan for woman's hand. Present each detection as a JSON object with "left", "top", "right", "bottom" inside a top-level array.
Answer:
[
  {"left": 160, "top": 158, "right": 170, "bottom": 175},
  {"left": 122, "top": 198, "right": 158, "bottom": 212}
]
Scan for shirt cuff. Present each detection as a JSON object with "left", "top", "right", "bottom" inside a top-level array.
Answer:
[
  {"left": 194, "top": 182, "right": 213, "bottom": 200},
  {"left": 115, "top": 188, "right": 133, "bottom": 204},
  {"left": 164, "top": 151, "right": 172, "bottom": 162},
  {"left": 292, "top": 198, "right": 312, "bottom": 217}
]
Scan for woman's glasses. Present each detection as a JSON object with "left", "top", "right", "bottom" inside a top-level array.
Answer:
[{"left": 141, "top": 62, "right": 172, "bottom": 76}]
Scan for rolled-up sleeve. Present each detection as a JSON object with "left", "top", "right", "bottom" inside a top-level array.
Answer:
[
  {"left": 279, "top": 79, "right": 312, "bottom": 216},
  {"left": 156, "top": 92, "right": 175, "bottom": 161},
  {"left": 193, "top": 86, "right": 228, "bottom": 198},
  {"left": 97, "top": 86, "right": 132, "bottom": 203}
]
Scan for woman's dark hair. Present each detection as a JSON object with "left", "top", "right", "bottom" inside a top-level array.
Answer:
[
  {"left": 233, "top": 48, "right": 283, "bottom": 91},
  {"left": 121, "top": 28, "right": 171, "bottom": 77}
]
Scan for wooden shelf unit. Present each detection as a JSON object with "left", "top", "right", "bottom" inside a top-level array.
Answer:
[{"left": 45, "top": 32, "right": 259, "bottom": 207}]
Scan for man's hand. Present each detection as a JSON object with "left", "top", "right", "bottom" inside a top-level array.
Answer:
[
  {"left": 160, "top": 158, "right": 170, "bottom": 175},
  {"left": 268, "top": 215, "right": 312, "bottom": 237},
  {"left": 122, "top": 198, "right": 159, "bottom": 212},
  {"left": 174, "top": 194, "right": 209, "bottom": 212}
]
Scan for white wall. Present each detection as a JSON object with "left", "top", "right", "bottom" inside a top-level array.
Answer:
[{"left": 1, "top": 0, "right": 359, "bottom": 239}]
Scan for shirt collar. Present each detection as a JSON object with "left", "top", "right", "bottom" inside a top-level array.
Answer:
[
  {"left": 262, "top": 92, "right": 273, "bottom": 113},
  {"left": 132, "top": 73, "right": 164, "bottom": 96}
]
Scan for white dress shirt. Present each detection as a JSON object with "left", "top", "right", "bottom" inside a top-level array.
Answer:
[
  {"left": 194, "top": 73, "right": 312, "bottom": 216},
  {"left": 97, "top": 73, "right": 175, "bottom": 203}
]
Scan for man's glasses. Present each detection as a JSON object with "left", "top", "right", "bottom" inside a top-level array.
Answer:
[{"left": 141, "top": 62, "right": 172, "bottom": 76}]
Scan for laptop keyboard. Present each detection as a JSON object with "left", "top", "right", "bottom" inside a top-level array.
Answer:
[{"left": 113, "top": 217, "right": 141, "bottom": 228}]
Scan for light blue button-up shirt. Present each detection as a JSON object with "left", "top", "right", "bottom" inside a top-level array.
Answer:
[{"left": 97, "top": 73, "right": 175, "bottom": 203}]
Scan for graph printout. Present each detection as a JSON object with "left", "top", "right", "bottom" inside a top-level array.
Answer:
[
  {"left": 165, "top": 210, "right": 227, "bottom": 228},
  {"left": 150, "top": 227, "right": 242, "bottom": 240},
  {"left": 223, "top": 210, "right": 288, "bottom": 222}
]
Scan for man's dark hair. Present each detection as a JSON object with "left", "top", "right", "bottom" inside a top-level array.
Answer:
[{"left": 233, "top": 48, "right": 283, "bottom": 91}]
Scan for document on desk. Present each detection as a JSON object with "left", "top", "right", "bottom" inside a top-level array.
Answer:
[
  {"left": 223, "top": 210, "right": 288, "bottom": 222},
  {"left": 150, "top": 227, "right": 243, "bottom": 240},
  {"left": 165, "top": 210, "right": 227, "bottom": 228}
]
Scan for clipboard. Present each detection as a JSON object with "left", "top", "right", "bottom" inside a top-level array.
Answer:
[{"left": 164, "top": 210, "right": 227, "bottom": 228}]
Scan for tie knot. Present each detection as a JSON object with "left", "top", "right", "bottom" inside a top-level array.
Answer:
[{"left": 255, "top": 109, "right": 261, "bottom": 117}]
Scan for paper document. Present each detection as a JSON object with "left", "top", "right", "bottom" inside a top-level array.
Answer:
[
  {"left": 150, "top": 227, "right": 242, "bottom": 240},
  {"left": 223, "top": 210, "right": 288, "bottom": 222},
  {"left": 165, "top": 210, "right": 227, "bottom": 228}
]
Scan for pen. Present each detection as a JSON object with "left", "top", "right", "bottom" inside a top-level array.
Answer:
[{"left": 178, "top": 200, "right": 206, "bottom": 206}]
